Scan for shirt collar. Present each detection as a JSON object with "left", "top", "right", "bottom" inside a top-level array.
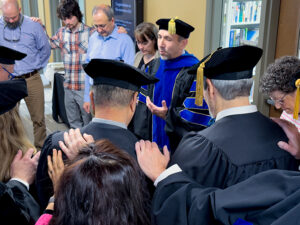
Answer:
[
  {"left": 92, "top": 117, "right": 127, "bottom": 129},
  {"left": 216, "top": 105, "right": 258, "bottom": 121},
  {"left": 101, "top": 25, "right": 118, "bottom": 40}
]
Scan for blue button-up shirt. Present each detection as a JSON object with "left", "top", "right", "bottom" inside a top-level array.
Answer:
[
  {"left": 84, "top": 25, "right": 135, "bottom": 102},
  {"left": 0, "top": 15, "right": 51, "bottom": 75}
]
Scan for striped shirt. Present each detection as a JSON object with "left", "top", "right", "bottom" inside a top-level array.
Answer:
[
  {"left": 50, "top": 23, "right": 94, "bottom": 90},
  {"left": 280, "top": 110, "right": 300, "bottom": 132}
]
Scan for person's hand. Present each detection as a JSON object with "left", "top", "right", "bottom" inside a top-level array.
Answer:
[
  {"left": 10, "top": 148, "right": 41, "bottom": 185},
  {"left": 83, "top": 102, "right": 90, "bottom": 113},
  {"left": 146, "top": 96, "right": 168, "bottom": 119},
  {"left": 135, "top": 140, "right": 170, "bottom": 181},
  {"left": 272, "top": 117, "right": 300, "bottom": 159},
  {"left": 117, "top": 26, "right": 127, "bottom": 34},
  {"left": 59, "top": 128, "right": 94, "bottom": 160},
  {"left": 30, "top": 17, "right": 43, "bottom": 26},
  {"left": 48, "top": 149, "right": 64, "bottom": 193}
]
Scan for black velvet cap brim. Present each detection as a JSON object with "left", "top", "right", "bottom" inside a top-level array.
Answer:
[
  {"left": 0, "top": 46, "right": 26, "bottom": 65},
  {"left": 188, "top": 45, "right": 263, "bottom": 80},
  {"left": 0, "top": 79, "right": 28, "bottom": 115},
  {"left": 83, "top": 59, "right": 159, "bottom": 91},
  {"left": 156, "top": 18, "right": 194, "bottom": 39}
]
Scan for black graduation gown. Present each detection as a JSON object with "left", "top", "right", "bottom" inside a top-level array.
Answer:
[
  {"left": 130, "top": 58, "right": 210, "bottom": 151},
  {"left": 0, "top": 180, "right": 40, "bottom": 225},
  {"left": 169, "top": 111, "right": 299, "bottom": 189},
  {"left": 152, "top": 169, "right": 300, "bottom": 225},
  {"left": 36, "top": 122, "right": 139, "bottom": 209},
  {"left": 128, "top": 58, "right": 159, "bottom": 141}
]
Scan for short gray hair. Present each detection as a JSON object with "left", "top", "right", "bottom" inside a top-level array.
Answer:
[
  {"left": 205, "top": 78, "right": 253, "bottom": 100},
  {"left": 92, "top": 4, "right": 114, "bottom": 21},
  {"left": 177, "top": 35, "right": 187, "bottom": 42},
  {"left": 92, "top": 85, "right": 135, "bottom": 107}
]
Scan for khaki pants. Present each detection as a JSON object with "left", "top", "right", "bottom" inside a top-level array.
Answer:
[{"left": 24, "top": 73, "right": 46, "bottom": 150}]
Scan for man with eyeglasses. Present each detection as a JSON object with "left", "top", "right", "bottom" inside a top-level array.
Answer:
[
  {"left": 83, "top": 4, "right": 135, "bottom": 114},
  {"left": 31, "top": 1, "right": 128, "bottom": 129},
  {"left": 0, "top": 0, "right": 51, "bottom": 150}
]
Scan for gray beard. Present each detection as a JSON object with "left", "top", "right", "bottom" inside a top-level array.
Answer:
[{"left": 6, "top": 21, "right": 20, "bottom": 29}]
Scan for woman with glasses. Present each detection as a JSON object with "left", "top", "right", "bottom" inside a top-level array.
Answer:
[{"left": 260, "top": 56, "right": 300, "bottom": 132}]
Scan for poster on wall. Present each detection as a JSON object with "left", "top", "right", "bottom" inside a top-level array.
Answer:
[{"left": 111, "top": 0, "right": 143, "bottom": 41}]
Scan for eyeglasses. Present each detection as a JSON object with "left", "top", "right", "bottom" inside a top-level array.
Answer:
[
  {"left": 0, "top": 65, "right": 16, "bottom": 80},
  {"left": 3, "top": 25, "right": 21, "bottom": 42},
  {"left": 3, "top": 14, "right": 19, "bottom": 22},
  {"left": 270, "top": 93, "right": 288, "bottom": 106}
]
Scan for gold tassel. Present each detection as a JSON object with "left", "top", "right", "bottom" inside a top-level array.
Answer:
[
  {"left": 195, "top": 64, "right": 205, "bottom": 106},
  {"left": 168, "top": 17, "right": 178, "bottom": 35},
  {"left": 195, "top": 51, "right": 217, "bottom": 106},
  {"left": 293, "top": 79, "right": 300, "bottom": 119}
]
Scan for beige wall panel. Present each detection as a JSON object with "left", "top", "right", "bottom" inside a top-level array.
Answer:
[
  {"left": 44, "top": 0, "right": 53, "bottom": 62},
  {"left": 144, "top": 0, "right": 206, "bottom": 59},
  {"left": 85, "top": 0, "right": 111, "bottom": 26},
  {"left": 37, "top": 0, "right": 45, "bottom": 24}
]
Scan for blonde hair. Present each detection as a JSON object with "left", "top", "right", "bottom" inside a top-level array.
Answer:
[{"left": 0, "top": 106, "right": 35, "bottom": 182}]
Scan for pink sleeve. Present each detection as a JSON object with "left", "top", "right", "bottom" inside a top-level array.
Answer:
[{"left": 35, "top": 214, "right": 53, "bottom": 225}]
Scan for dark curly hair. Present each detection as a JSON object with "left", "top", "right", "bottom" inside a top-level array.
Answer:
[
  {"left": 57, "top": 0, "right": 83, "bottom": 23},
  {"left": 50, "top": 139, "right": 150, "bottom": 225},
  {"left": 260, "top": 56, "right": 300, "bottom": 95}
]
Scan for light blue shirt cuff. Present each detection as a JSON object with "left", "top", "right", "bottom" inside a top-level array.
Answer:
[
  {"left": 154, "top": 164, "right": 182, "bottom": 187},
  {"left": 10, "top": 178, "right": 30, "bottom": 191},
  {"left": 84, "top": 75, "right": 91, "bottom": 103}
]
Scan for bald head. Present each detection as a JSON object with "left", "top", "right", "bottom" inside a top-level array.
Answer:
[
  {"left": 1, "top": 0, "right": 19, "bottom": 10},
  {"left": 1, "top": 0, "right": 21, "bottom": 29}
]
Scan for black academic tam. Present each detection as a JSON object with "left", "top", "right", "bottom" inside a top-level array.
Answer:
[
  {"left": 0, "top": 79, "right": 28, "bottom": 115},
  {"left": 83, "top": 59, "right": 158, "bottom": 92},
  {"left": 0, "top": 45, "right": 26, "bottom": 65}
]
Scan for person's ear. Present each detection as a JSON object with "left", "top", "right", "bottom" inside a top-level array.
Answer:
[
  {"left": 180, "top": 38, "right": 188, "bottom": 49},
  {"left": 89, "top": 91, "right": 95, "bottom": 112},
  {"left": 130, "top": 92, "right": 138, "bottom": 113},
  {"left": 206, "top": 78, "right": 215, "bottom": 97}
]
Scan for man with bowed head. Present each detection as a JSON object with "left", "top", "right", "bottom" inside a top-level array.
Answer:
[
  {"left": 83, "top": 4, "right": 135, "bottom": 114},
  {"left": 0, "top": 0, "right": 51, "bottom": 150},
  {"left": 36, "top": 59, "right": 157, "bottom": 209}
]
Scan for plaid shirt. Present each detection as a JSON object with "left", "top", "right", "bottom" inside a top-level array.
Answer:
[{"left": 50, "top": 23, "right": 95, "bottom": 90}]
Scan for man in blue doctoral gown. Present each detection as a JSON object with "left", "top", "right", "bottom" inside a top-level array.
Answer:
[{"left": 130, "top": 18, "right": 211, "bottom": 151}]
